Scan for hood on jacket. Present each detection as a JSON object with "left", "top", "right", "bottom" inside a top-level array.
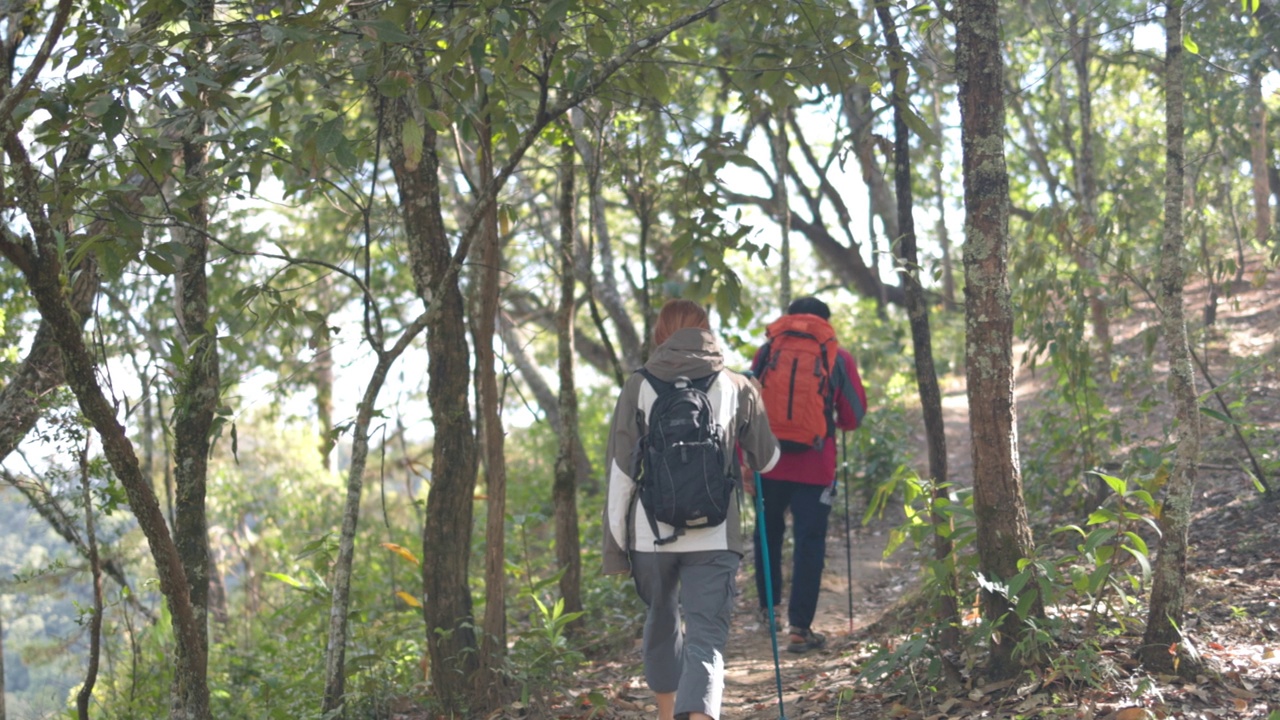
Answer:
[{"left": 644, "top": 327, "right": 725, "bottom": 382}]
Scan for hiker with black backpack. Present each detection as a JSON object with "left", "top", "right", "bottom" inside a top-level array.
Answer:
[
  {"left": 603, "top": 299, "right": 781, "bottom": 720},
  {"left": 747, "top": 296, "right": 867, "bottom": 654}
]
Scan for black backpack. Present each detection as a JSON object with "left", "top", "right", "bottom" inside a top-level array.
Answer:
[{"left": 634, "top": 369, "right": 735, "bottom": 546}]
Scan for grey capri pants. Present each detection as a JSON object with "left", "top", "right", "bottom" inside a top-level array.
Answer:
[{"left": 631, "top": 549, "right": 740, "bottom": 720}]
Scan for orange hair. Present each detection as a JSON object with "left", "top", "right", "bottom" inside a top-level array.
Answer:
[{"left": 653, "top": 299, "right": 710, "bottom": 346}]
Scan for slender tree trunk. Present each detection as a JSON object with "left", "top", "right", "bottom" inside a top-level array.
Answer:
[
  {"left": 1141, "top": 0, "right": 1203, "bottom": 674},
  {"left": 554, "top": 138, "right": 585, "bottom": 622},
  {"left": 384, "top": 96, "right": 481, "bottom": 713},
  {"left": 471, "top": 91, "right": 511, "bottom": 695},
  {"left": 169, "top": 3, "right": 220, "bottom": 712},
  {"left": 1269, "top": 163, "right": 1280, "bottom": 257},
  {"left": 0, "top": 612, "right": 5, "bottom": 720},
  {"left": 320, "top": 313, "right": 430, "bottom": 714},
  {"left": 772, "top": 110, "right": 793, "bottom": 309},
  {"left": 1200, "top": 224, "right": 1219, "bottom": 326},
  {"left": 77, "top": 437, "right": 104, "bottom": 720},
  {"left": 314, "top": 279, "right": 336, "bottom": 469},
  {"left": 876, "top": 1, "right": 959, "bottom": 653},
  {"left": 1251, "top": 72, "right": 1270, "bottom": 249},
  {"left": 171, "top": 109, "right": 217, "bottom": 720},
  {"left": 955, "top": 0, "right": 1042, "bottom": 680},
  {"left": 1071, "top": 11, "right": 1111, "bottom": 370}
]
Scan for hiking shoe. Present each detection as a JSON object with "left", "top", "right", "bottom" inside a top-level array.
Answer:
[{"left": 787, "top": 628, "right": 826, "bottom": 654}]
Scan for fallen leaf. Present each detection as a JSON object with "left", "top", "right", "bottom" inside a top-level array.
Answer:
[
  {"left": 1228, "top": 687, "right": 1258, "bottom": 700},
  {"left": 1113, "top": 707, "right": 1149, "bottom": 720},
  {"left": 1233, "top": 698, "right": 1249, "bottom": 712}
]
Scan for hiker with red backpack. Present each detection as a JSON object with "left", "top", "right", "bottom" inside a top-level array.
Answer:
[
  {"left": 748, "top": 296, "right": 868, "bottom": 654},
  {"left": 603, "top": 299, "right": 781, "bottom": 720}
]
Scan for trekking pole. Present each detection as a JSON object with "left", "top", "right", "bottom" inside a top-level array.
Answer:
[
  {"left": 842, "top": 431, "right": 854, "bottom": 634},
  {"left": 754, "top": 471, "right": 787, "bottom": 720}
]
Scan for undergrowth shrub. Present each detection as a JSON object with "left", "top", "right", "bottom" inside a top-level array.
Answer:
[{"left": 858, "top": 467, "right": 1161, "bottom": 696}]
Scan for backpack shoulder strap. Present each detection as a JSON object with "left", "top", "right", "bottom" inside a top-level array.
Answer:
[
  {"left": 689, "top": 371, "right": 719, "bottom": 393},
  {"left": 637, "top": 368, "right": 673, "bottom": 395}
]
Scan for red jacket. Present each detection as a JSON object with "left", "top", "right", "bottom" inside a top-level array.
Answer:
[{"left": 751, "top": 344, "right": 867, "bottom": 486}]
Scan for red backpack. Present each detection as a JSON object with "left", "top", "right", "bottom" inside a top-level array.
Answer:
[{"left": 757, "top": 314, "right": 837, "bottom": 452}]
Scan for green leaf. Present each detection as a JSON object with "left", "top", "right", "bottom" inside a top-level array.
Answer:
[
  {"left": 314, "top": 117, "right": 345, "bottom": 154},
  {"left": 1123, "top": 544, "right": 1152, "bottom": 582},
  {"left": 265, "top": 572, "right": 304, "bottom": 588},
  {"left": 102, "top": 99, "right": 127, "bottom": 142},
  {"left": 1198, "top": 406, "right": 1238, "bottom": 424},
  {"left": 423, "top": 109, "right": 450, "bottom": 132},
  {"left": 1183, "top": 34, "right": 1199, "bottom": 55},
  {"left": 144, "top": 251, "right": 176, "bottom": 275},
  {"left": 1086, "top": 508, "right": 1117, "bottom": 526},
  {"left": 1082, "top": 527, "right": 1117, "bottom": 554},
  {"left": 401, "top": 116, "right": 424, "bottom": 171},
  {"left": 1096, "top": 472, "right": 1127, "bottom": 496},
  {"left": 1122, "top": 531, "right": 1149, "bottom": 557}
]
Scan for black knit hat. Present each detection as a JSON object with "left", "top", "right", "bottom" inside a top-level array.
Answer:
[{"left": 787, "top": 296, "right": 830, "bottom": 320}]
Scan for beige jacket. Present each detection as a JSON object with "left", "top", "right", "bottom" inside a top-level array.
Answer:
[{"left": 602, "top": 327, "right": 780, "bottom": 575}]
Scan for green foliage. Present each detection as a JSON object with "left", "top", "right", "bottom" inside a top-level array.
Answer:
[
  {"left": 505, "top": 570, "right": 587, "bottom": 710},
  {"left": 1049, "top": 472, "right": 1160, "bottom": 627}
]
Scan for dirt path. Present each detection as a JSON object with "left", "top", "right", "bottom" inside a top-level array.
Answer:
[
  {"left": 718, "top": 515, "right": 909, "bottom": 719},
  {"left": 719, "top": 388, "right": 974, "bottom": 718}
]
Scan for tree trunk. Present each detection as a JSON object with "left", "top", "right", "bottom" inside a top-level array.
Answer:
[
  {"left": 0, "top": 612, "right": 6, "bottom": 720},
  {"left": 1140, "top": 0, "right": 1203, "bottom": 675},
  {"left": 771, "top": 110, "right": 793, "bottom": 310},
  {"left": 1269, "top": 162, "right": 1280, "bottom": 257},
  {"left": 313, "top": 280, "right": 336, "bottom": 469},
  {"left": 470, "top": 93, "right": 511, "bottom": 695},
  {"left": 320, "top": 312, "right": 429, "bottom": 714},
  {"left": 955, "top": 0, "right": 1042, "bottom": 680},
  {"left": 554, "top": 138, "right": 585, "bottom": 622},
  {"left": 1251, "top": 72, "right": 1271, "bottom": 249},
  {"left": 1070, "top": 10, "right": 1111, "bottom": 370},
  {"left": 171, "top": 84, "right": 218, "bottom": 719},
  {"left": 876, "top": 1, "right": 959, "bottom": 653},
  {"left": 0, "top": 265, "right": 96, "bottom": 463},
  {"left": 384, "top": 96, "right": 482, "bottom": 713},
  {"left": 77, "top": 437, "right": 104, "bottom": 720}
]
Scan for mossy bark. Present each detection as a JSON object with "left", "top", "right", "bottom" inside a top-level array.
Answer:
[
  {"left": 956, "top": 0, "right": 1042, "bottom": 680},
  {"left": 554, "top": 138, "right": 585, "bottom": 624},
  {"left": 1140, "top": 0, "right": 1203, "bottom": 676}
]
